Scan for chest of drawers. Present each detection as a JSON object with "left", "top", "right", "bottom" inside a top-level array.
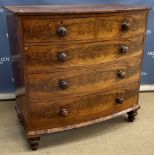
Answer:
[{"left": 4, "top": 4, "right": 149, "bottom": 150}]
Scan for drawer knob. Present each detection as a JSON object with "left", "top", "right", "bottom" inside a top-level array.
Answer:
[
  {"left": 120, "top": 46, "right": 128, "bottom": 54},
  {"left": 24, "top": 47, "right": 28, "bottom": 51},
  {"left": 116, "top": 97, "right": 124, "bottom": 104},
  {"left": 59, "top": 109, "right": 68, "bottom": 117},
  {"left": 117, "top": 71, "right": 126, "bottom": 78},
  {"left": 57, "top": 52, "right": 68, "bottom": 62},
  {"left": 57, "top": 26, "right": 67, "bottom": 37},
  {"left": 59, "top": 80, "right": 68, "bottom": 89},
  {"left": 122, "top": 20, "right": 130, "bottom": 31}
]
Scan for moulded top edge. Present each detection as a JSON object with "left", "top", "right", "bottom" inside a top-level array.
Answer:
[{"left": 3, "top": 4, "right": 150, "bottom": 15}]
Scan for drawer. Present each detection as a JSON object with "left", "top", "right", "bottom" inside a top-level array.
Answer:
[
  {"left": 28, "top": 59, "right": 141, "bottom": 100},
  {"left": 22, "top": 17, "right": 95, "bottom": 43},
  {"left": 31, "top": 82, "right": 139, "bottom": 129},
  {"left": 25, "top": 36, "right": 144, "bottom": 73},
  {"left": 97, "top": 12, "right": 146, "bottom": 39}
]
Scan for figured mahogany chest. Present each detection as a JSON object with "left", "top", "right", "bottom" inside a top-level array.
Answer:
[{"left": 4, "top": 4, "right": 149, "bottom": 150}]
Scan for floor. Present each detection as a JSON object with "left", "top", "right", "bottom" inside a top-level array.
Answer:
[{"left": 0, "top": 93, "right": 153, "bottom": 155}]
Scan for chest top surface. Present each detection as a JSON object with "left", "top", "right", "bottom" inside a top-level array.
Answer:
[{"left": 4, "top": 4, "right": 149, "bottom": 15}]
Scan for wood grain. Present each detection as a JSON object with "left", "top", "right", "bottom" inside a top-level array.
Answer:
[
  {"left": 27, "top": 105, "right": 140, "bottom": 136},
  {"left": 97, "top": 12, "right": 146, "bottom": 39},
  {"left": 23, "top": 17, "right": 95, "bottom": 43},
  {"left": 30, "top": 82, "right": 139, "bottom": 130},
  {"left": 22, "top": 12, "right": 146, "bottom": 43},
  {"left": 6, "top": 13, "right": 31, "bottom": 131},
  {"left": 28, "top": 58, "right": 141, "bottom": 100},
  {"left": 25, "top": 35, "right": 144, "bottom": 73},
  {"left": 4, "top": 4, "right": 149, "bottom": 15},
  {"left": 4, "top": 5, "right": 149, "bottom": 149}
]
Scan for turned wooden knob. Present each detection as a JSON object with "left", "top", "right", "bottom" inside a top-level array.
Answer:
[
  {"left": 59, "top": 80, "right": 68, "bottom": 89},
  {"left": 117, "top": 70, "right": 126, "bottom": 78},
  {"left": 24, "top": 47, "right": 28, "bottom": 51},
  {"left": 57, "top": 26, "right": 67, "bottom": 37},
  {"left": 122, "top": 20, "right": 130, "bottom": 31},
  {"left": 116, "top": 97, "right": 124, "bottom": 104},
  {"left": 59, "top": 109, "right": 68, "bottom": 117},
  {"left": 57, "top": 52, "right": 68, "bottom": 62},
  {"left": 120, "top": 45, "right": 128, "bottom": 54}
]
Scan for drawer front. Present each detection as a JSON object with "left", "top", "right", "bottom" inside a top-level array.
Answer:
[
  {"left": 31, "top": 82, "right": 139, "bottom": 129},
  {"left": 28, "top": 59, "right": 141, "bottom": 100},
  {"left": 97, "top": 12, "right": 146, "bottom": 39},
  {"left": 23, "top": 17, "right": 95, "bottom": 43},
  {"left": 25, "top": 36, "right": 143, "bottom": 73},
  {"left": 22, "top": 12, "right": 146, "bottom": 44}
]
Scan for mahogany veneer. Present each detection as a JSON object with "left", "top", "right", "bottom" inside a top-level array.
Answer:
[{"left": 4, "top": 4, "right": 149, "bottom": 150}]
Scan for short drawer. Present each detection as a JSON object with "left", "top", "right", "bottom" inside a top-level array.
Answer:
[
  {"left": 28, "top": 59, "right": 141, "bottom": 100},
  {"left": 30, "top": 82, "right": 139, "bottom": 130},
  {"left": 96, "top": 12, "right": 146, "bottom": 39},
  {"left": 22, "top": 17, "right": 95, "bottom": 43},
  {"left": 25, "top": 36, "right": 144, "bottom": 73}
]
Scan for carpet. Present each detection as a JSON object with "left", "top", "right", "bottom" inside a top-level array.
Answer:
[{"left": 0, "top": 93, "right": 153, "bottom": 155}]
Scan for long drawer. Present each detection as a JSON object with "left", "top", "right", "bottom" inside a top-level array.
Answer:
[
  {"left": 28, "top": 58, "right": 141, "bottom": 100},
  {"left": 22, "top": 12, "right": 146, "bottom": 43},
  {"left": 30, "top": 82, "right": 139, "bottom": 130},
  {"left": 25, "top": 36, "right": 144, "bottom": 73}
]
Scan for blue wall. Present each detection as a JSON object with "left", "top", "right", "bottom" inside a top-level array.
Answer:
[{"left": 0, "top": 0, "right": 154, "bottom": 92}]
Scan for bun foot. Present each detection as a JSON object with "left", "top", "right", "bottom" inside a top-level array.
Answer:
[
  {"left": 127, "top": 110, "right": 138, "bottom": 122},
  {"left": 27, "top": 137, "right": 40, "bottom": 151}
]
